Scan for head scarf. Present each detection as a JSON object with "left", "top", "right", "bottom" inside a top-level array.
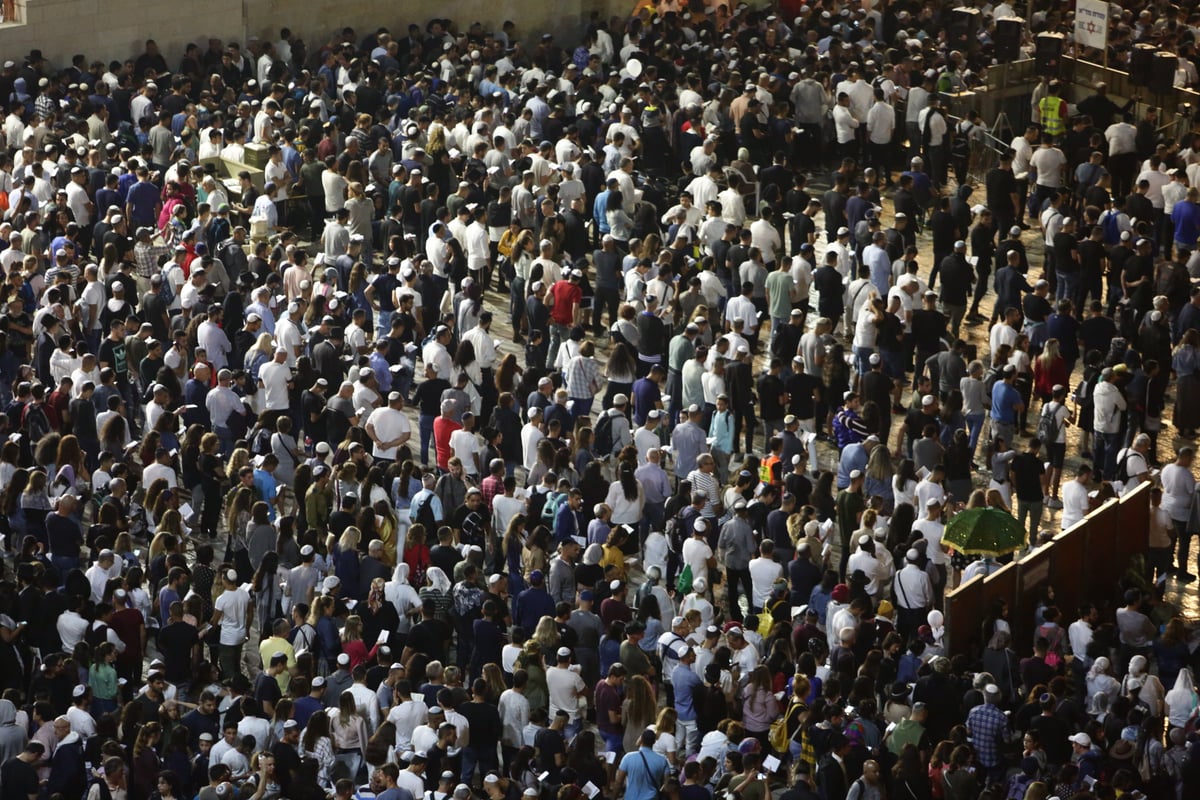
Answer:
[
  {"left": 367, "top": 577, "right": 386, "bottom": 613},
  {"left": 1087, "top": 656, "right": 1112, "bottom": 682},
  {"left": 1170, "top": 667, "right": 1196, "bottom": 697},
  {"left": 583, "top": 543, "right": 603, "bottom": 566},
  {"left": 425, "top": 566, "right": 451, "bottom": 593},
  {"left": 1128, "top": 654, "right": 1148, "bottom": 677}
]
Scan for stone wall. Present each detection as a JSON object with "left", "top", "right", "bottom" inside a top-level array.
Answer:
[{"left": 0, "top": 0, "right": 629, "bottom": 76}]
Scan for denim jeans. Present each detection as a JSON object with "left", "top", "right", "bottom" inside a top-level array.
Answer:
[
  {"left": 1096, "top": 431, "right": 1122, "bottom": 480},
  {"left": 853, "top": 346, "right": 874, "bottom": 381},
  {"left": 51, "top": 555, "right": 78, "bottom": 588},
  {"left": 334, "top": 751, "right": 362, "bottom": 784},
  {"left": 1056, "top": 270, "right": 1079, "bottom": 303},
  {"left": 419, "top": 413, "right": 436, "bottom": 466},
  {"left": 462, "top": 746, "right": 499, "bottom": 786},
  {"left": 1017, "top": 498, "right": 1043, "bottom": 545},
  {"left": 966, "top": 412, "right": 986, "bottom": 458}
]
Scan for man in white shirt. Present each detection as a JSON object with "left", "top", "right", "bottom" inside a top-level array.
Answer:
[
  {"left": 1105, "top": 114, "right": 1139, "bottom": 197},
  {"left": 546, "top": 648, "right": 586, "bottom": 738},
  {"left": 273, "top": 302, "right": 305, "bottom": 367},
  {"left": 1029, "top": 136, "right": 1067, "bottom": 216},
  {"left": 832, "top": 92, "right": 859, "bottom": 158},
  {"left": 681, "top": 521, "right": 715, "bottom": 585},
  {"left": 449, "top": 415, "right": 482, "bottom": 478},
  {"left": 1060, "top": 464, "right": 1093, "bottom": 532},
  {"left": 1161, "top": 447, "right": 1197, "bottom": 579},
  {"left": 257, "top": 348, "right": 292, "bottom": 412},
  {"left": 912, "top": 497, "right": 949, "bottom": 599},
  {"left": 866, "top": 89, "right": 896, "bottom": 178},
  {"left": 748, "top": 540, "right": 784, "bottom": 611},
  {"left": 892, "top": 548, "right": 934, "bottom": 636},
  {"left": 634, "top": 412, "right": 664, "bottom": 465},
  {"left": 365, "top": 392, "right": 413, "bottom": 464},
  {"left": 212, "top": 569, "right": 251, "bottom": 680},
  {"left": 387, "top": 683, "right": 429, "bottom": 751},
  {"left": 521, "top": 408, "right": 545, "bottom": 472},
  {"left": 1068, "top": 604, "right": 1098, "bottom": 668}
]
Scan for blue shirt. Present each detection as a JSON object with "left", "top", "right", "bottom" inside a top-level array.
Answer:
[
  {"left": 619, "top": 747, "right": 669, "bottom": 800},
  {"left": 631, "top": 377, "right": 661, "bottom": 426},
  {"left": 836, "top": 442, "right": 868, "bottom": 489},
  {"left": 1173, "top": 200, "right": 1200, "bottom": 245},
  {"left": 991, "top": 381, "right": 1021, "bottom": 423},
  {"left": 292, "top": 695, "right": 323, "bottom": 729},
  {"left": 593, "top": 190, "right": 612, "bottom": 231},
  {"left": 673, "top": 664, "right": 704, "bottom": 722},
  {"left": 253, "top": 468, "right": 279, "bottom": 520},
  {"left": 709, "top": 409, "right": 734, "bottom": 454},
  {"left": 126, "top": 180, "right": 160, "bottom": 225}
]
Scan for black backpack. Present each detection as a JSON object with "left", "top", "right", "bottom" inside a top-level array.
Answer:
[
  {"left": 594, "top": 412, "right": 615, "bottom": 456},
  {"left": 1116, "top": 450, "right": 1138, "bottom": 483},
  {"left": 411, "top": 491, "right": 438, "bottom": 535},
  {"left": 250, "top": 425, "right": 272, "bottom": 457}
]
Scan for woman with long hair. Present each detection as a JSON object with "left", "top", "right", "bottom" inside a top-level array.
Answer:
[
  {"left": 501, "top": 514, "right": 527, "bottom": 591},
  {"left": 606, "top": 191, "right": 633, "bottom": 248},
  {"left": 251, "top": 551, "right": 282, "bottom": 642},
  {"left": 621, "top": 674, "right": 658, "bottom": 754},
  {"left": 496, "top": 352, "right": 524, "bottom": 395},
  {"left": 603, "top": 341, "right": 638, "bottom": 409},
  {"left": 521, "top": 525, "right": 550, "bottom": 581},
  {"left": 514, "top": 640, "right": 549, "bottom": 713},
  {"left": 131, "top": 720, "right": 164, "bottom": 800},
  {"left": 309, "top": 596, "right": 341, "bottom": 676},
  {"left": 223, "top": 485, "right": 255, "bottom": 581},
  {"left": 652, "top": 707, "right": 681, "bottom": 770},
  {"left": 334, "top": 527, "right": 363, "bottom": 601},
  {"left": 196, "top": 432, "right": 224, "bottom": 539},
  {"left": 864, "top": 444, "right": 894, "bottom": 510},
  {"left": 98, "top": 411, "right": 130, "bottom": 456},
  {"left": 326, "top": 681, "right": 367, "bottom": 782},
  {"left": 402, "top": 522, "right": 430, "bottom": 588},
  {"left": 53, "top": 435, "right": 88, "bottom": 493},
  {"left": 340, "top": 614, "right": 380, "bottom": 670},
  {"left": 605, "top": 461, "right": 644, "bottom": 528},
  {"left": 740, "top": 664, "right": 781, "bottom": 746},
  {"left": 301, "top": 709, "right": 337, "bottom": 788},
  {"left": 1033, "top": 338, "right": 1068, "bottom": 403},
  {"left": 452, "top": 340, "right": 483, "bottom": 416},
  {"left": 362, "top": 720, "right": 398, "bottom": 786}
]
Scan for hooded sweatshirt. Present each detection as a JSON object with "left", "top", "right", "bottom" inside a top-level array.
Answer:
[{"left": 0, "top": 699, "right": 26, "bottom": 766}]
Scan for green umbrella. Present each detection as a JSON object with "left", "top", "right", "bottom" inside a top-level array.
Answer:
[{"left": 942, "top": 507, "right": 1026, "bottom": 557}]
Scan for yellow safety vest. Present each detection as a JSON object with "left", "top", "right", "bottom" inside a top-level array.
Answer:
[{"left": 1039, "top": 96, "right": 1064, "bottom": 137}]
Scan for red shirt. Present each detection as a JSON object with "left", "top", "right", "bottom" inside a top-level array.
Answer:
[
  {"left": 549, "top": 281, "right": 582, "bottom": 326},
  {"left": 432, "top": 416, "right": 462, "bottom": 470}
]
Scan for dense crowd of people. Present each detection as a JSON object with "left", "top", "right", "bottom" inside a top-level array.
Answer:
[{"left": 5, "top": 2, "right": 1200, "bottom": 800}]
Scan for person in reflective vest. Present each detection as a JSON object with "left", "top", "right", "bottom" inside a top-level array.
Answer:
[{"left": 1038, "top": 81, "right": 1067, "bottom": 138}]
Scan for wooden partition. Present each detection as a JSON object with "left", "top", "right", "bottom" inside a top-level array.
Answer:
[
  {"left": 1014, "top": 544, "right": 1054, "bottom": 652},
  {"left": 944, "top": 483, "right": 1153, "bottom": 653},
  {"left": 944, "top": 574, "right": 987, "bottom": 660},
  {"left": 1049, "top": 523, "right": 1088, "bottom": 624},
  {"left": 1116, "top": 483, "right": 1151, "bottom": 568},
  {"left": 981, "top": 563, "right": 1019, "bottom": 643}
]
